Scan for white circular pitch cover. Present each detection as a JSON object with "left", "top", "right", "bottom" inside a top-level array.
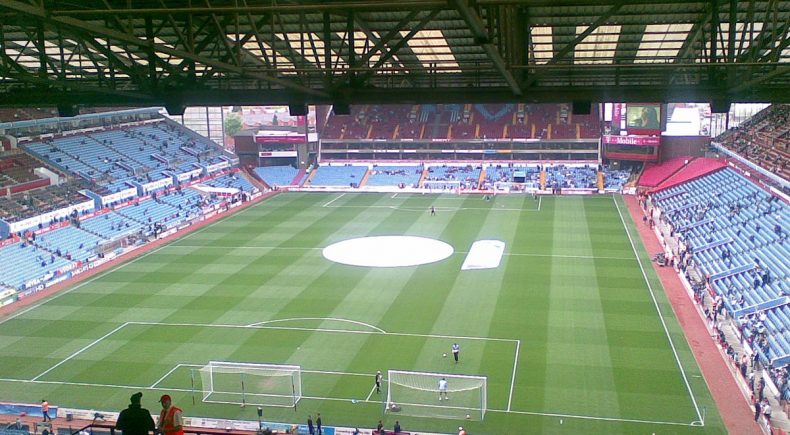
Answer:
[{"left": 322, "top": 236, "right": 454, "bottom": 268}]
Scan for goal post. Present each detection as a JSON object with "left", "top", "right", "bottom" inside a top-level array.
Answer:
[
  {"left": 198, "top": 361, "right": 301, "bottom": 408},
  {"left": 386, "top": 370, "right": 487, "bottom": 421}
]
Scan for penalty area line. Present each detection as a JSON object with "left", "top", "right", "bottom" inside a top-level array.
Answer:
[
  {"left": 127, "top": 320, "right": 519, "bottom": 343},
  {"left": 322, "top": 193, "right": 346, "bottom": 207},
  {"left": 150, "top": 364, "right": 188, "bottom": 389},
  {"left": 364, "top": 384, "right": 377, "bottom": 402},
  {"left": 32, "top": 322, "right": 129, "bottom": 381},
  {"left": 507, "top": 339, "right": 520, "bottom": 412}
]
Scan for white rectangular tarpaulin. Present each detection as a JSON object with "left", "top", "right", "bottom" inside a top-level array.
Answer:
[{"left": 461, "top": 240, "right": 505, "bottom": 270}]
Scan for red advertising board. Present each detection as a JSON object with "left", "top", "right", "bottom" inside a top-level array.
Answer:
[
  {"left": 0, "top": 235, "right": 20, "bottom": 248},
  {"left": 603, "top": 135, "right": 661, "bottom": 146}
]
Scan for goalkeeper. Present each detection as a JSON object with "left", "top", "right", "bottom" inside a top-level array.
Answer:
[
  {"left": 375, "top": 370, "right": 382, "bottom": 393},
  {"left": 438, "top": 378, "right": 449, "bottom": 401}
]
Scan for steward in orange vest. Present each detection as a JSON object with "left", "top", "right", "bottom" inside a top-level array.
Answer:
[{"left": 157, "top": 395, "right": 183, "bottom": 435}]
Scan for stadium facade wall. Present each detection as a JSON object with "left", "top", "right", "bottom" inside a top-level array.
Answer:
[{"left": 659, "top": 136, "right": 710, "bottom": 160}]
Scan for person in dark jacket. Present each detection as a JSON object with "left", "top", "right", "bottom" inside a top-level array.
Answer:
[{"left": 116, "top": 392, "right": 155, "bottom": 435}]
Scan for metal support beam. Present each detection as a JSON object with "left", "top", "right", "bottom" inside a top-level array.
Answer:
[
  {"left": 4, "top": 83, "right": 788, "bottom": 107},
  {"left": 354, "top": 9, "right": 442, "bottom": 86},
  {"left": 730, "top": 66, "right": 790, "bottom": 93},
  {"left": 347, "top": 10, "right": 356, "bottom": 87},
  {"left": 545, "top": 3, "right": 623, "bottom": 66},
  {"left": 353, "top": 9, "right": 422, "bottom": 70},
  {"left": 522, "top": 2, "right": 623, "bottom": 88},
  {"left": 0, "top": 50, "right": 156, "bottom": 101},
  {"left": 323, "top": 12, "right": 332, "bottom": 85},
  {"left": 727, "top": 0, "right": 736, "bottom": 63},
  {"left": 453, "top": 0, "right": 522, "bottom": 95},
  {"left": 675, "top": 10, "right": 710, "bottom": 63},
  {"left": 145, "top": 16, "right": 158, "bottom": 87},
  {"left": 0, "top": 0, "right": 328, "bottom": 98}
]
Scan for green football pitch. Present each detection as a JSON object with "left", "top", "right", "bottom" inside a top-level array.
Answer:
[{"left": 0, "top": 193, "right": 727, "bottom": 434}]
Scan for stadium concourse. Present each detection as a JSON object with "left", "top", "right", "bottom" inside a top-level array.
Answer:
[{"left": 0, "top": 105, "right": 785, "bottom": 435}]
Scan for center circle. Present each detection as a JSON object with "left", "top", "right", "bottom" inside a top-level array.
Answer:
[{"left": 322, "top": 236, "right": 454, "bottom": 268}]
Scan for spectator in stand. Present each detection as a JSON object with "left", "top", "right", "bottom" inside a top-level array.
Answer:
[
  {"left": 754, "top": 398, "right": 762, "bottom": 421},
  {"left": 116, "top": 392, "right": 155, "bottom": 435},
  {"left": 762, "top": 399, "right": 772, "bottom": 423},
  {"left": 157, "top": 395, "right": 183, "bottom": 435},
  {"left": 7, "top": 418, "right": 23, "bottom": 430}
]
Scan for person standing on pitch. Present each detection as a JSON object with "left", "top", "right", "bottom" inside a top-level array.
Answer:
[
  {"left": 316, "top": 413, "right": 322, "bottom": 435},
  {"left": 438, "top": 377, "right": 449, "bottom": 401},
  {"left": 452, "top": 343, "right": 460, "bottom": 363},
  {"left": 431, "top": 206, "right": 436, "bottom": 216},
  {"left": 375, "top": 370, "right": 383, "bottom": 393},
  {"left": 157, "top": 395, "right": 183, "bottom": 435},
  {"left": 306, "top": 415, "right": 314, "bottom": 435},
  {"left": 116, "top": 392, "right": 155, "bottom": 435}
]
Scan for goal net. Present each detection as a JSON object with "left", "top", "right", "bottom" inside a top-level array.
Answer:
[
  {"left": 386, "top": 370, "right": 487, "bottom": 420},
  {"left": 422, "top": 180, "right": 463, "bottom": 193},
  {"left": 198, "top": 361, "right": 301, "bottom": 408}
]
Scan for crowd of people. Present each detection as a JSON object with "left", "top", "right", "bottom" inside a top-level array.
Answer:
[
  {"left": 717, "top": 104, "right": 790, "bottom": 181},
  {"left": 639, "top": 167, "right": 789, "bottom": 431}
]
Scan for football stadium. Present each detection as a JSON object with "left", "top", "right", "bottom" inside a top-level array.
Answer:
[{"left": 0, "top": 2, "right": 788, "bottom": 435}]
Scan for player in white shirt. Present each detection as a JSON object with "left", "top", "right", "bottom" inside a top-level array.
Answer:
[
  {"left": 438, "top": 377, "right": 449, "bottom": 401},
  {"left": 452, "top": 343, "right": 460, "bottom": 363}
]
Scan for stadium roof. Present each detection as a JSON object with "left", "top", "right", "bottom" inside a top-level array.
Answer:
[{"left": 0, "top": 0, "right": 789, "bottom": 108}]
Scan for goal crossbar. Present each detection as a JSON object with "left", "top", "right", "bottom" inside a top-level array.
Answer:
[
  {"left": 198, "top": 361, "right": 302, "bottom": 408},
  {"left": 386, "top": 369, "right": 487, "bottom": 421}
]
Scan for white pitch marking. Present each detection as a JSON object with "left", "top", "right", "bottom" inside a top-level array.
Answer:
[
  {"left": 325, "top": 204, "right": 531, "bottom": 212},
  {"left": 165, "top": 363, "right": 379, "bottom": 379},
  {"left": 0, "top": 376, "right": 695, "bottom": 427},
  {"left": 169, "top": 245, "right": 323, "bottom": 251},
  {"left": 0, "top": 197, "right": 264, "bottom": 327},
  {"left": 612, "top": 195, "right": 703, "bottom": 423},
  {"left": 150, "top": 364, "right": 185, "bottom": 388},
  {"left": 247, "top": 317, "right": 387, "bottom": 334},
  {"left": 0, "top": 245, "right": 168, "bottom": 327},
  {"left": 125, "top": 320, "right": 519, "bottom": 343},
  {"left": 169, "top": 245, "right": 636, "bottom": 261},
  {"left": 504, "top": 252, "right": 636, "bottom": 261},
  {"left": 32, "top": 322, "right": 130, "bottom": 381},
  {"left": 364, "top": 383, "right": 377, "bottom": 402},
  {"left": 391, "top": 193, "right": 398, "bottom": 199},
  {"left": 507, "top": 339, "right": 520, "bottom": 412},
  {"left": 488, "top": 408, "right": 698, "bottom": 427},
  {"left": 322, "top": 193, "right": 346, "bottom": 207}
]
